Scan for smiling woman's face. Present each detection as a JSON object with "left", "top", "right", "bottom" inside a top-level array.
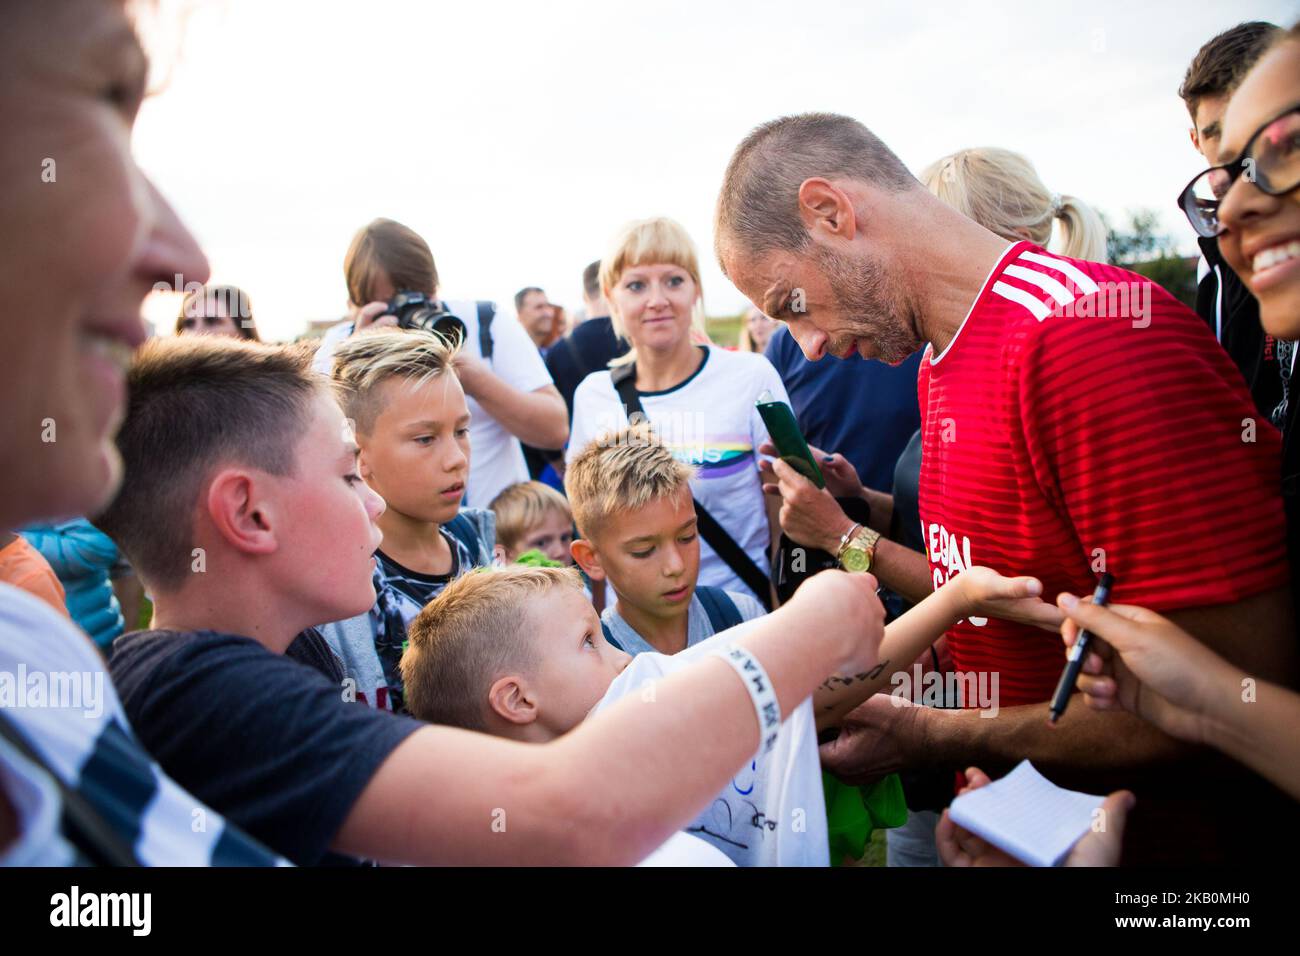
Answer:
[
  {"left": 0, "top": 0, "right": 208, "bottom": 529},
  {"left": 1216, "top": 37, "right": 1300, "bottom": 341}
]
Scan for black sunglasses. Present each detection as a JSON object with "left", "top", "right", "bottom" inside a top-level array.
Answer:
[{"left": 1177, "top": 102, "right": 1300, "bottom": 239}]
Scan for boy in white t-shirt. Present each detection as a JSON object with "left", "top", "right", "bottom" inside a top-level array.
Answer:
[{"left": 401, "top": 560, "right": 1052, "bottom": 865}]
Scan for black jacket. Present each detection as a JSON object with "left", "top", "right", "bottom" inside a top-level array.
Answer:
[{"left": 1196, "top": 235, "right": 1283, "bottom": 419}]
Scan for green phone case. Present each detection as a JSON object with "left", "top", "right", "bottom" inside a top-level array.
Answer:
[{"left": 755, "top": 394, "right": 825, "bottom": 489}]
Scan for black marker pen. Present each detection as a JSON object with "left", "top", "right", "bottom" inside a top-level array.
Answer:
[{"left": 1048, "top": 572, "right": 1115, "bottom": 725}]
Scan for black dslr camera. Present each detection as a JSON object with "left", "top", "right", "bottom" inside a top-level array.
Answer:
[{"left": 382, "top": 291, "right": 466, "bottom": 347}]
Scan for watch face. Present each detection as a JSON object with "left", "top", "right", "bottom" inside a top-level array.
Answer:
[{"left": 841, "top": 546, "right": 870, "bottom": 573}]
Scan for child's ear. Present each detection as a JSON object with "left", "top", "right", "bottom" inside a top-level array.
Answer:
[
  {"left": 491, "top": 543, "right": 508, "bottom": 565},
  {"left": 357, "top": 445, "right": 375, "bottom": 483},
  {"left": 487, "top": 676, "right": 538, "bottom": 726},
  {"left": 206, "top": 469, "right": 277, "bottom": 557},
  {"left": 570, "top": 538, "right": 604, "bottom": 581}
]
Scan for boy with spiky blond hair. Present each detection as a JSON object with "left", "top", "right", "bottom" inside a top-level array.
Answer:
[
  {"left": 565, "top": 426, "right": 765, "bottom": 656},
  {"left": 320, "top": 328, "right": 495, "bottom": 713}
]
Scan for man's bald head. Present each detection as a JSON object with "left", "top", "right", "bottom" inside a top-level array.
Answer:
[{"left": 714, "top": 112, "right": 919, "bottom": 269}]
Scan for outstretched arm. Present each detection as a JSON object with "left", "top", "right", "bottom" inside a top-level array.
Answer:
[
  {"left": 336, "top": 570, "right": 886, "bottom": 866},
  {"left": 813, "top": 568, "right": 1061, "bottom": 732}
]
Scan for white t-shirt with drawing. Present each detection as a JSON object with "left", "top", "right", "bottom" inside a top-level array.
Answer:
[{"left": 591, "top": 617, "right": 828, "bottom": 867}]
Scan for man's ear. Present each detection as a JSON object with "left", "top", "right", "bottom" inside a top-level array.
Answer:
[
  {"left": 205, "top": 469, "right": 278, "bottom": 557},
  {"left": 1189, "top": 126, "right": 1200, "bottom": 154},
  {"left": 797, "top": 177, "right": 858, "bottom": 241},
  {"left": 571, "top": 538, "right": 605, "bottom": 581},
  {"left": 487, "top": 675, "right": 539, "bottom": 726}
]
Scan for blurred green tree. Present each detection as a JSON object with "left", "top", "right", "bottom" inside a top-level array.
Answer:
[{"left": 1101, "top": 209, "right": 1198, "bottom": 308}]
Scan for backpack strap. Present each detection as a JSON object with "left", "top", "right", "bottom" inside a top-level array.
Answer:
[
  {"left": 600, "top": 620, "right": 625, "bottom": 652},
  {"left": 610, "top": 363, "right": 773, "bottom": 611},
  {"left": 477, "top": 301, "right": 496, "bottom": 361},
  {"left": 695, "top": 585, "right": 745, "bottom": 633},
  {"left": 443, "top": 512, "right": 482, "bottom": 565},
  {"left": 0, "top": 711, "right": 139, "bottom": 867}
]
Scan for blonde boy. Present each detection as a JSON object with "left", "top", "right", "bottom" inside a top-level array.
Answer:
[
  {"left": 566, "top": 427, "right": 765, "bottom": 656},
  {"left": 489, "top": 480, "right": 575, "bottom": 565},
  {"left": 320, "top": 328, "right": 495, "bottom": 713}
]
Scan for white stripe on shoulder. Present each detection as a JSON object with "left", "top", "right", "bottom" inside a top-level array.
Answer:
[
  {"left": 992, "top": 281, "right": 1052, "bottom": 321},
  {"left": 929, "top": 240, "right": 1019, "bottom": 365},
  {"left": 1003, "top": 264, "right": 1076, "bottom": 306},
  {"left": 1016, "top": 250, "right": 1100, "bottom": 295}
]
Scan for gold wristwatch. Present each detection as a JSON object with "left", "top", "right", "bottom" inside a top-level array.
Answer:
[{"left": 836, "top": 523, "right": 881, "bottom": 573}]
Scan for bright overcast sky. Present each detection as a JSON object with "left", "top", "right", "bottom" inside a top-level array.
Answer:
[{"left": 133, "top": 0, "right": 1296, "bottom": 341}]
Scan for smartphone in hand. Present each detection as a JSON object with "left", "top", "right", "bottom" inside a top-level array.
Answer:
[{"left": 755, "top": 390, "right": 825, "bottom": 489}]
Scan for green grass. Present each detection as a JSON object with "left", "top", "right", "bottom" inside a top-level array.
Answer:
[
  {"left": 705, "top": 315, "right": 744, "bottom": 349},
  {"left": 861, "top": 827, "right": 887, "bottom": 866}
]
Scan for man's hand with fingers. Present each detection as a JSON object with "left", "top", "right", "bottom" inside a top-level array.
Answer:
[
  {"left": 936, "top": 766, "right": 1135, "bottom": 867},
  {"left": 451, "top": 349, "right": 492, "bottom": 395},
  {"left": 758, "top": 451, "right": 855, "bottom": 554},
  {"left": 759, "top": 439, "right": 864, "bottom": 500},
  {"left": 818, "top": 693, "right": 923, "bottom": 786},
  {"left": 1056, "top": 594, "right": 1234, "bottom": 744},
  {"left": 351, "top": 300, "right": 398, "bottom": 335}
]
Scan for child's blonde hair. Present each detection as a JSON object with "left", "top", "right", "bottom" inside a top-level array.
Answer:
[
  {"left": 489, "top": 481, "right": 573, "bottom": 556},
  {"left": 330, "top": 328, "right": 460, "bottom": 434},
  {"left": 920, "top": 147, "right": 1107, "bottom": 262},
  {"left": 600, "top": 217, "right": 707, "bottom": 366},
  {"left": 401, "top": 565, "right": 584, "bottom": 730},
  {"left": 564, "top": 425, "right": 695, "bottom": 541}
]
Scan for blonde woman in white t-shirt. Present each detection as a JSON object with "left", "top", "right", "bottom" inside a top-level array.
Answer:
[{"left": 567, "top": 217, "right": 786, "bottom": 607}]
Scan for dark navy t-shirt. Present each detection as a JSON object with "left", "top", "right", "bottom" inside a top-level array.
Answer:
[
  {"left": 545, "top": 316, "right": 630, "bottom": 421},
  {"left": 764, "top": 326, "right": 922, "bottom": 492},
  {"left": 109, "top": 629, "right": 423, "bottom": 865}
]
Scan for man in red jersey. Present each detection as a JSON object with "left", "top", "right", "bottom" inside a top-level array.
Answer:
[{"left": 714, "top": 112, "right": 1297, "bottom": 863}]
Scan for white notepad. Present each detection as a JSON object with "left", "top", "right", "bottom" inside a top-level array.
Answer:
[{"left": 947, "top": 760, "right": 1107, "bottom": 867}]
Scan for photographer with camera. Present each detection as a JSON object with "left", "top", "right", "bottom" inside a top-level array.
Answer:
[{"left": 314, "top": 218, "right": 568, "bottom": 508}]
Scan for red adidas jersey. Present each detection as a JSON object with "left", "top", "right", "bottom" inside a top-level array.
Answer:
[{"left": 917, "top": 241, "right": 1287, "bottom": 707}]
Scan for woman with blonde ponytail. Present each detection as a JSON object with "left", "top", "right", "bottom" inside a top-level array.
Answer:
[{"left": 920, "top": 147, "right": 1107, "bottom": 262}]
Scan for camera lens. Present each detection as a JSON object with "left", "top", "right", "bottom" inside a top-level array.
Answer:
[{"left": 429, "top": 313, "right": 466, "bottom": 347}]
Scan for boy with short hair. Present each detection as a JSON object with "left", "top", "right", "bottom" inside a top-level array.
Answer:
[
  {"left": 401, "top": 559, "right": 1047, "bottom": 865},
  {"left": 565, "top": 428, "right": 765, "bottom": 656},
  {"left": 99, "top": 335, "right": 892, "bottom": 866},
  {"left": 320, "top": 328, "right": 495, "bottom": 713},
  {"left": 489, "top": 480, "right": 576, "bottom": 566}
]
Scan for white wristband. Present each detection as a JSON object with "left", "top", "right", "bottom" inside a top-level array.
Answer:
[{"left": 713, "top": 643, "right": 782, "bottom": 755}]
